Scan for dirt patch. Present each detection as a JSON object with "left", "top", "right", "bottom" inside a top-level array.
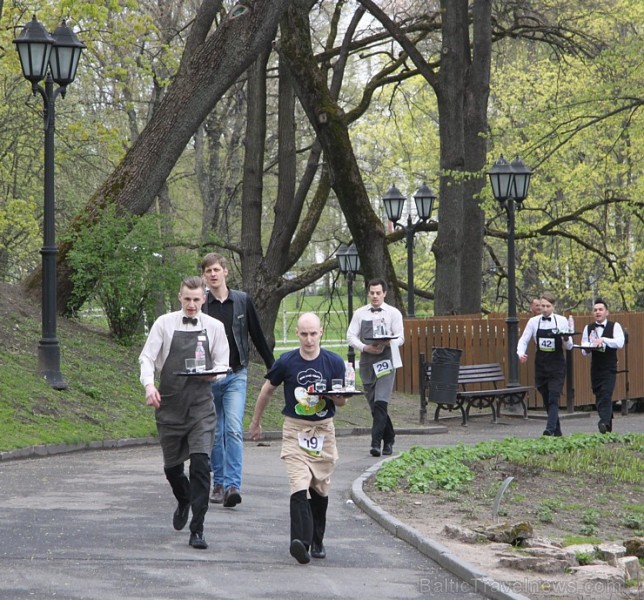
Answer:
[{"left": 365, "top": 458, "right": 643, "bottom": 599}]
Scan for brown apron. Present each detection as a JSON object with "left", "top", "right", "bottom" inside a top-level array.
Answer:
[{"left": 157, "top": 330, "right": 216, "bottom": 468}]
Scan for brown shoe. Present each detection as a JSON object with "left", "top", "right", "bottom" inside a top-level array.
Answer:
[
  {"left": 210, "top": 484, "right": 224, "bottom": 504},
  {"left": 223, "top": 486, "right": 242, "bottom": 508}
]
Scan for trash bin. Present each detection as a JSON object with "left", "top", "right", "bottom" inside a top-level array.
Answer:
[{"left": 429, "top": 347, "right": 462, "bottom": 405}]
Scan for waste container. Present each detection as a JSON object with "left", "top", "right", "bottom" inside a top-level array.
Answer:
[{"left": 429, "top": 347, "right": 462, "bottom": 405}]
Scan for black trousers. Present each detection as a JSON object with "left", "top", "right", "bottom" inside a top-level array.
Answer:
[
  {"left": 165, "top": 453, "right": 211, "bottom": 534},
  {"left": 535, "top": 355, "right": 565, "bottom": 435},
  {"left": 370, "top": 400, "right": 395, "bottom": 448},
  {"left": 290, "top": 488, "right": 329, "bottom": 548},
  {"left": 591, "top": 368, "right": 616, "bottom": 430}
]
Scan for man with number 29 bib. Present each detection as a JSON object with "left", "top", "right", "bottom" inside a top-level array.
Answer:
[{"left": 347, "top": 278, "right": 405, "bottom": 458}]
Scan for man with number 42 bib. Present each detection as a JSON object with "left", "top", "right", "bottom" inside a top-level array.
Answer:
[
  {"left": 347, "top": 278, "right": 405, "bottom": 458},
  {"left": 517, "top": 292, "right": 573, "bottom": 437}
]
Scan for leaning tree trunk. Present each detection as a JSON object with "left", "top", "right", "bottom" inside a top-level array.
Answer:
[
  {"left": 24, "top": 0, "right": 291, "bottom": 315},
  {"left": 278, "top": 2, "right": 403, "bottom": 309}
]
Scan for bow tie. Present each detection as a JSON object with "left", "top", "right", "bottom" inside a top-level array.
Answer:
[
  {"left": 541, "top": 316, "right": 551, "bottom": 321},
  {"left": 183, "top": 316, "right": 198, "bottom": 326},
  {"left": 370, "top": 307, "right": 383, "bottom": 312},
  {"left": 595, "top": 322, "right": 604, "bottom": 328}
]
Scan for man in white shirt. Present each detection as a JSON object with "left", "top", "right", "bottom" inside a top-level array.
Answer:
[
  {"left": 347, "top": 278, "right": 404, "bottom": 457},
  {"left": 139, "top": 276, "right": 229, "bottom": 549},
  {"left": 517, "top": 292, "right": 573, "bottom": 437},
  {"left": 580, "top": 298, "right": 625, "bottom": 433}
]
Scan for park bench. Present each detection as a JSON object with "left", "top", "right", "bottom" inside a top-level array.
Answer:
[{"left": 419, "top": 354, "right": 533, "bottom": 425}]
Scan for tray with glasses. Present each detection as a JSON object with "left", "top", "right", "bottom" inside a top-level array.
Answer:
[
  {"left": 306, "top": 389, "right": 364, "bottom": 397},
  {"left": 174, "top": 368, "right": 232, "bottom": 377}
]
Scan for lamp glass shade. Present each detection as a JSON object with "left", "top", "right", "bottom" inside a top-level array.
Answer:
[
  {"left": 487, "top": 155, "right": 514, "bottom": 202},
  {"left": 13, "top": 16, "right": 54, "bottom": 83},
  {"left": 413, "top": 182, "right": 436, "bottom": 220},
  {"left": 510, "top": 156, "right": 532, "bottom": 202},
  {"left": 336, "top": 243, "right": 349, "bottom": 273},
  {"left": 49, "top": 21, "right": 85, "bottom": 86},
  {"left": 382, "top": 184, "right": 406, "bottom": 223},
  {"left": 345, "top": 243, "right": 360, "bottom": 273}
]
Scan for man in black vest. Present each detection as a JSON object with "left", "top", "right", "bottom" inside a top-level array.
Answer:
[{"left": 581, "top": 298, "right": 625, "bottom": 433}]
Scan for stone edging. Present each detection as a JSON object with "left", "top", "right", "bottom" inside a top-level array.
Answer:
[{"left": 350, "top": 457, "right": 531, "bottom": 600}]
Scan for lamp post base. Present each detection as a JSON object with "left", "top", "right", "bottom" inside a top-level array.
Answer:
[{"left": 38, "top": 342, "right": 68, "bottom": 390}]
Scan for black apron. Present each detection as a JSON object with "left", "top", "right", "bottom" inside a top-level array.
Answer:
[
  {"left": 157, "top": 330, "right": 216, "bottom": 468},
  {"left": 534, "top": 320, "right": 565, "bottom": 392}
]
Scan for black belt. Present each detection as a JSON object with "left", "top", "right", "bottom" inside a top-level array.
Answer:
[{"left": 231, "top": 365, "right": 245, "bottom": 373}]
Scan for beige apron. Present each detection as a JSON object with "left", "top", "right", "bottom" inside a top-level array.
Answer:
[{"left": 280, "top": 416, "right": 338, "bottom": 495}]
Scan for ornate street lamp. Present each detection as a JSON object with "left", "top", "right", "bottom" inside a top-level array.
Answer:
[
  {"left": 336, "top": 242, "right": 361, "bottom": 366},
  {"left": 487, "top": 155, "right": 533, "bottom": 387},
  {"left": 14, "top": 16, "right": 85, "bottom": 389},
  {"left": 382, "top": 183, "right": 436, "bottom": 317}
]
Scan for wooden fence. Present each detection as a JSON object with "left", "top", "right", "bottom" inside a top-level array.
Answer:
[{"left": 397, "top": 311, "right": 643, "bottom": 411}]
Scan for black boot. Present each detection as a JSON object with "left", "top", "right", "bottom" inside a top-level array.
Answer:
[
  {"left": 309, "top": 487, "right": 328, "bottom": 559},
  {"left": 289, "top": 490, "right": 312, "bottom": 564}
]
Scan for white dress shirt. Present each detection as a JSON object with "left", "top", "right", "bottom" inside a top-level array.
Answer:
[
  {"left": 517, "top": 313, "right": 574, "bottom": 357},
  {"left": 580, "top": 320, "right": 625, "bottom": 356},
  {"left": 347, "top": 302, "right": 405, "bottom": 369},
  {"left": 139, "top": 310, "right": 229, "bottom": 387}
]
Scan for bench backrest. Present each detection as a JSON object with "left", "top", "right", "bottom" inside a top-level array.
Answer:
[
  {"left": 456, "top": 363, "right": 505, "bottom": 389},
  {"left": 422, "top": 360, "right": 505, "bottom": 390}
]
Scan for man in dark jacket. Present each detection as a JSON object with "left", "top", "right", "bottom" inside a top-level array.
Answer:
[{"left": 201, "top": 254, "right": 274, "bottom": 507}]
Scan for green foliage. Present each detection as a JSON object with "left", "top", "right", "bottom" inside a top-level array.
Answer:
[
  {"left": 579, "top": 524, "right": 598, "bottom": 537},
  {"left": 562, "top": 534, "right": 603, "bottom": 547},
  {"left": 66, "top": 206, "right": 194, "bottom": 345},
  {"left": 488, "top": 1, "right": 643, "bottom": 311},
  {"left": 537, "top": 506, "right": 554, "bottom": 523},
  {"left": 575, "top": 550, "right": 595, "bottom": 566},
  {"left": 620, "top": 513, "right": 644, "bottom": 531},
  {"left": 581, "top": 509, "right": 601, "bottom": 526},
  {"left": 374, "top": 433, "right": 644, "bottom": 493},
  {"left": 0, "top": 199, "right": 41, "bottom": 281}
]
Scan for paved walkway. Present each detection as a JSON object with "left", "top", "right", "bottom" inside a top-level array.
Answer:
[{"left": 0, "top": 410, "right": 641, "bottom": 600}]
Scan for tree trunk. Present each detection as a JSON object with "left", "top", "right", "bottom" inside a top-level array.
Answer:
[
  {"left": 460, "top": 0, "right": 492, "bottom": 315},
  {"left": 24, "top": 0, "right": 291, "bottom": 315},
  {"left": 432, "top": 0, "right": 469, "bottom": 315},
  {"left": 278, "top": 2, "right": 403, "bottom": 309}
]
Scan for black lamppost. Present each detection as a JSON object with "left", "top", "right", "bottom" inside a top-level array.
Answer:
[
  {"left": 382, "top": 183, "right": 436, "bottom": 317},
  {"left": 14, "top": 16, "right": 85, "bottom": 390},
  {"left": 487, "top": 155, "right": 533, "bottom": 387},
  {"left": 336, "top": 242, "right": 361, "bottom": 366}
]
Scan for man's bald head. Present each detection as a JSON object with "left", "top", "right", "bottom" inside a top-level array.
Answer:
[{"left": 296, "top": 312, "right": 323, "bottom": 359}]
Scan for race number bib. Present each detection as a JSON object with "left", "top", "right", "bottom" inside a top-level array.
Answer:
[
  {"left": 538, "top": 337, "right": 555, "bottom": 352},
  {"left": 373, "top": 358, "right": 394, "bottom": 378},
  {"left": 298, "top": 432, "right": 325, "bottom": 457}
]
